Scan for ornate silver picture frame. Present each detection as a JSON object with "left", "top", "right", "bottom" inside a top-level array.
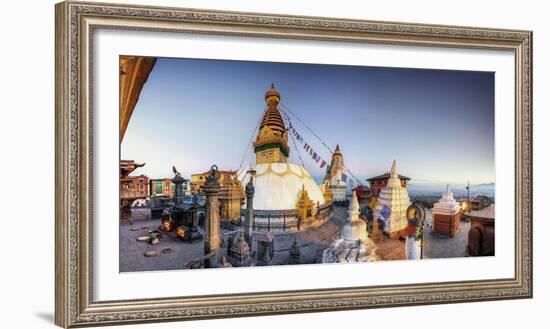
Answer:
[{"left": 55, "top": 1, "right": 532, "bottom": 327}]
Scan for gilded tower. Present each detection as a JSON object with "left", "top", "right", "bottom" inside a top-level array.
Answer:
[{"left": 253, "top": 84, "right": 290, "bottom": 164}]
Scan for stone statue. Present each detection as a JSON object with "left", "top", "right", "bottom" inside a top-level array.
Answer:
[
  {"left": 172, "top": 165, "right": 182, "bottom": 177},
  {"left": 206, "top": 164, "right": 220, "bottom": 185},
  {"left": 288, "top": 237, "right": 305, "bottom": 265}
]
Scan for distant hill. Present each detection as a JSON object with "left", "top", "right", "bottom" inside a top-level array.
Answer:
[{"left": 408, "top": 182, "right": 495, "bottom": 197}]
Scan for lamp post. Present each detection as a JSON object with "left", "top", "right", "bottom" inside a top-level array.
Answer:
[
  {"left": 203, "top": 165, "right": 221, "bottom": 268},
  {"left": 466, "top": 180, "right": 471, "bottom": 213},
  {"left": 244, "top": 169, "right": 256, "bottom": 247}
]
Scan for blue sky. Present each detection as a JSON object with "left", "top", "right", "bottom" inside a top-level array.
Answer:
[{"left": 121, "top": 57, "right": 495, "bottom": 186}]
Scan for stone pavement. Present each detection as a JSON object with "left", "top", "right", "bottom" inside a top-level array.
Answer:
[
  {"left": 423, "top": 209, "right": 469, "bottom": 259},
  {"left": 120, "top": 206, "right": 470, "bottom": 272}
]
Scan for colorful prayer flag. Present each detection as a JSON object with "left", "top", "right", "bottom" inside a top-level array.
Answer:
[
  {"left": 313, "top": 152, "right": 317, "bottom": 160},
  {"left": 341, "top": 173, "right": 348, "bottom": 182},
  {"left": 304, "top": 143, "right": 308, "bottom": 149},
  {"left": 320, "top": 160, "right": 326, "bottom": 168}
]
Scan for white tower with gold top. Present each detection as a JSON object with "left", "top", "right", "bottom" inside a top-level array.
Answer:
[{"left": 238, "top": 85, "right": 330, "bottom": 232}]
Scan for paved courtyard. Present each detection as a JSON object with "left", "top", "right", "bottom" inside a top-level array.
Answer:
[
  {"left": 423, "top": 209, "right": 469, "bottom": 259},
  {"left": 120, "top": 206, "right": 470, "bottom": 272}
]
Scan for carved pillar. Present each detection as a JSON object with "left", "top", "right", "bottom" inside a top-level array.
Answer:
[
  {"left": 244, "top": 172, "right": 255, "bottom": 247},
  {"left": 203, "top": 165, "right": 221, "bottom": 268}
]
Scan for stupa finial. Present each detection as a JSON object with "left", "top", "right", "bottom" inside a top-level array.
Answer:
[
  {"left": 348, "top": 189, "right": 360, "bottom": 222},
  {"left": 264, "top": 83, "right": 280, "bottom": 104},
  {"left": 390, "top": 160, "right": 397, "bottom": 178},
  {"left": 446, "top": 184, "right": 450, "bottom": 193}
]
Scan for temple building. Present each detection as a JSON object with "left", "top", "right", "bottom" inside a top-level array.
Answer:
[
  {"left": 218, "top": 174, "right": 245, "bottom": 222},
  {"left": 432, "top": 185, "right": 462, "bottom": 237},
  {"left": 465, "top": 203, "right": 495, "bottom": 256},
  {"left": 189, "top": 169, "right": 243, "bottom": 222},
  {"left": 470, "top": 195, "right": 492, "bottom": 210},
  {"left": 120, "top": 160, "right": 148, "bottom": 220},
  {"left": 323, "top": 144, "right": 347, "bottom": 203},
  {"left": 367, "top": 169, "right": 411, "bottom": 198},
  {"left": 190, "top": 170, "right": 237, "bottom": 194},
  {"left": 149, "top": 178, "right": 175, "bottom": 198},
  {"left": 372, "top": 160, "right": 411, "bottom": 238},
  {"left": 237, "top": 85, "right": 331, "bottom": 232},
  {"left": 322, "top": 191, "right": 377, "bottom": 263}
]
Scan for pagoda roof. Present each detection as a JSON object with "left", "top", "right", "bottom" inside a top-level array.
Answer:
[
  {"left": 472, "top": 195, "right": 491, "bottom": 202},
  {"left": 120, "top": 160, "right": 145, "bottom": 177},
  {"left": 260, "top": 103, "right": 286, "bottom": 133},
  {"left": 366, "top": 172, "right": 411, "bottom": 182},
  {"left": 463, "top": 204, "right": 495, "bottom": 222}
]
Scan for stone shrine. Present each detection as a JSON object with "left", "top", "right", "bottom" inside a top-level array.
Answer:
[
  {"left": 288, "top": 237, "right": 305, "bottom": 265},
  {"left": 227, "top": 232, "right": 253, "bottom": 267},
  {"left": 432, "top": 184, "right": 462, "bottom": 237},
  {"left": 256, "top": 232, "right": 275, "bottom": 266}
]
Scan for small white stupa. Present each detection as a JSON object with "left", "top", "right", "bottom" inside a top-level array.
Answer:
[
  {"left": 432, "top": 184, "right": 461, "bottom": 236},
  {"left": 322, "top": 191, "right": 377, "bottom": 263},
  {"left": 433, "top": 184, "right": 460, "bottom": 214},
  {"left": 342, "top": 190, "right": 367, "bottom": 242},
  {"left": 373, "top": 160, "right": 411, "bottom": 237}
]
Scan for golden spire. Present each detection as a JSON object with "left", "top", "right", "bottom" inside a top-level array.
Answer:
[
  {"left": 259, "top": 84, "right": 286, "bottom": 135},
  {"left": 253, "top": 84, "right": 289, "bottom": 164},
  {"left": 265, "top": 83, "right": 281, "bottom": 105}
]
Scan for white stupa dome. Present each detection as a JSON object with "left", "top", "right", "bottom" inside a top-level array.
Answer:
[{"left": 237, "top": 162, "right": 325, "bottom": 211}]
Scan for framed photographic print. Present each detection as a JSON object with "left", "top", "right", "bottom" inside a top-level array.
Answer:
[{"left": 55, "top": 1, "right": 533, "bottom": 327}]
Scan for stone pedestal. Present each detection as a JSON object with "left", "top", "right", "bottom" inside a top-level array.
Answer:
[
  {"left": 171, "top": 171, "right": 186, "bottom": 206},
  {"left": 227, "top": 232, "right": 253, "bottom": 267},
  {"left": 203, "top": 165, "right": 222, "bottom": 268},
  {"left": 433, "top": 212, "right": 461, "bottom": 237},
  {"left": 244, "top": 172, "right": 255, "bottom": 246}
]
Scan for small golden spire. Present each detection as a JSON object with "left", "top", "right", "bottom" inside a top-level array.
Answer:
[{"left": 265, "top": 83, "right": 281, "bottom": 104}]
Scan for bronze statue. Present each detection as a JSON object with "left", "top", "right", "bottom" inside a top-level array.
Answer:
[{"left": 172, "top": 165, "right": 182, "bottom": 177}]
